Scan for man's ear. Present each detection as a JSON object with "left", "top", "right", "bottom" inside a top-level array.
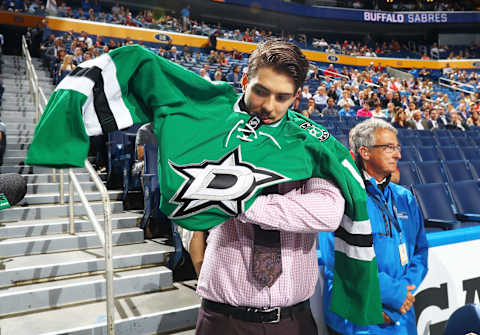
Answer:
[
  {"left": 359, "top": 146, "right": 370, "bottom": 161},
  {"left": 241, "top": 73, "right": 248, "bottom": 92},
  {"left": 294, "top": 87, "right": 301, "bottom": 99}
]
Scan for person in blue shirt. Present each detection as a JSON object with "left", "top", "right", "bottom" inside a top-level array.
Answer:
[
  {"left": 321, "top": 118, "right": 429, "bottom": 335},
  {"left": 338, "top": 104, "right": 355, "bottom": 117}
]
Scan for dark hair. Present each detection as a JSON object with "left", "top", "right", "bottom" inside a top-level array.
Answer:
[{"left": 247, "top": 39, "right": 309, "bottom": 91}]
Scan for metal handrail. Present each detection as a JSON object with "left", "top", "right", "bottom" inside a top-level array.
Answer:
[
  {"left": 20, "top": 35, "right": 115, "bottom": 335},
  {"left": 439, "top": 77, "right": 475, "bottom": 90}
]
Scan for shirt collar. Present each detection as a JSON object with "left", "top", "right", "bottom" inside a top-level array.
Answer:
[{"left": 233, "top": 95, "right": 284, "bottom": 128}]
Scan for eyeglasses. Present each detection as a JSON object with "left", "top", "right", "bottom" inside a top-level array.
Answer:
[{"left": 370, "top": 144, "right": 402, "bottom": 153}]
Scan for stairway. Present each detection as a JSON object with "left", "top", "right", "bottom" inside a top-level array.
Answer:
[{"left": 0, "top": 55, "right": 199, "bottom": 335}]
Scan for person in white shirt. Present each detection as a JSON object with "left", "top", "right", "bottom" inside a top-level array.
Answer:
[
  {"left": 313, "top": 86, "right": 328, "bottom": 106},
  {"left": 200, "top": 68, "right": 212, "bottom": 82},
  {"left": 337, "top": 90, "right": 355, "bottom": 109},
  {"left": 407, "top": 111, "right": 428, "bottom": 130},
  {"left": 301, "top": 85, "right": 312, "bottom": 100}
]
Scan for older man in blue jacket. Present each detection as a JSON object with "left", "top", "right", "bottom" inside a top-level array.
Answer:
[{"left": 321, "top": 118, "right": 429, "bottom": 335}]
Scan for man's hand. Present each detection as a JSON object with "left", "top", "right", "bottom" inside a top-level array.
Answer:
[
  {"left": 399, "top": 285, "right": 416, "bottom": 314},
  {"left": 383, "top": 312, "right": 393, "bottom": 325}
]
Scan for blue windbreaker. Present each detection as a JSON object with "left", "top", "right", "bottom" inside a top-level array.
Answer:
[{"left": 321, "top": 178, "right": 429, "bottom": 335}]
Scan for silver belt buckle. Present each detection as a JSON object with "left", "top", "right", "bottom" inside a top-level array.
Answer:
[{"left": 262, "top": 306, "right": 281, "bottom": 323}]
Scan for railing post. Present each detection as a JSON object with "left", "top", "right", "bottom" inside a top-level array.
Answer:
[
  {"left": 69, "top": 169, "right": 75, "bottom": 234},
  {"left": 59, "top": 169, "right": 64, "bottom": 205}
]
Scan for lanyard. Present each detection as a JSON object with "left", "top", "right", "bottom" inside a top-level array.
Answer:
[{"left": 367, "top": 186, "right": 403, "bottom": 240}]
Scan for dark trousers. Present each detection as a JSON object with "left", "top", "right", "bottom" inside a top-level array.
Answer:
[{"left": 195, "top": 303, "right": 318, "bottom": 335}]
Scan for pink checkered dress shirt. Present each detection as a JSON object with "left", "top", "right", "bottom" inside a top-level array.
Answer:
[{"left": 196, "top": 177, "right": 345, "bottom": 308}]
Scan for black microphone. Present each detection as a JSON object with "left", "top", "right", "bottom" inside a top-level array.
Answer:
[{"left": 0, "top": 174, "right": 27, "bottom": 209}]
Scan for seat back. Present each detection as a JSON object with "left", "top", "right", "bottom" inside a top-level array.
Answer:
[
  {"left": 438, "top": 146, "right": 464, "bottom": 161},
  {"left": 461, "top": 146, "right": 480, "bottom": 161},
  {"left": 400, "top": 146, "right": 420, "bottom": 162},
  {"left": 443, "top": 160, "right": 475, "bottom": 182},
  {"left": 397, "top": 161, "right": 421, "bottom": 186},
  {"left": 444, "top": 304, "right": 480, "bottom": 335},
  {"left": 411, "top": 183, "right": 458, "bottom": 228},
  {"left": 417, "top": 146, "right": 442, "bottom": 162},
  {"left": 447, "top": 180, "right": 480, "bottom": 221},
  {"left": 416, "top": 161, "right": 447, "bottom": 184}
]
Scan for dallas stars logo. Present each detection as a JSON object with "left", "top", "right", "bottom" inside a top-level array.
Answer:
[{"left": 168, "top": 147, "right": 290, "bottom": 219}]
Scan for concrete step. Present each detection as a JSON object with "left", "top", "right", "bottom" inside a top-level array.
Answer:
[
  {"left": 0, "top": 165, "right": 85, "bottom": 174},
  {"left": 0, "top": 281, "right": 200, "bottom": 335},
  {"left": 0, "top": 200, "right": 123, "bottom": 223},
  {"left": 6, "top": 143, "right": 30, "bottom": 150},
  {"left": 2, "top": 124, "right": 37, "bottom": 133},
  {"left": 19, "top": 190, "right": 123, "bottom": 205},
  {"left": 0, "top": 266, "right": 173, "bottom": 316},
  {"left": 26, "top": 181, "right": 97, "bottom": 193},
  {"left": 0, "top": 211, "right": 141, "bottom": 239},
  {"left": 4, "top": 150, "right": 28, "bottom": 158},
  {"left": 5, "top": 136, "right": 34, "bottom": 144},
  {"left": 22, "top": 172, "right": 105, "bottom": 184},
  {"left": 2, "top": 157, "right": 27, "bottom": 165},
  {"left": 0, "top": 227, "right": 144, "bottom": 257},
  {"left": 0, "top": 239, "right": 171, "bottom": 287},
  {"left": 5, "top": 129, "right": 35, "bottom": 136}
]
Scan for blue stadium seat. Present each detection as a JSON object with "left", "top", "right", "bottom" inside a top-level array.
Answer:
[
  {"left": 417, "top": 146, "right": 442, "bottom": 162},
  {"left": 397, "top": 161, "right": 421, "bottom": 187},
  {"left": 447, "top": 180, "right": 480, "bottom": 221},
  {"left": 443, "top": 160, "right": 476, "bottom": 182},
  {"left": 444, "top": 304, "right": 480, "bottom": 335},
  {"left": 399, "top": 136, "right": 420, "bottom": 147},
  {"left": 400, "top": 146, "right": 420, "bottom": 162},
  {"left": 419, "top": 137, "right": 437, "bottom": 146},
  {"left": 470, "top": 160, "right": 480, "bottom": 178},
  {"left": 461, "top": 146, "right": 480, "bottom": 161},
  {"left": 435, "top": 137, "right": 454, "bottom": 146},
  {"left": 438, "top": 146, "right": 465, "bottom": 161},
  {"left": 416, "top": 161, "right": 447, "bottom": 184},
  {"left": 432, "top": 129, "right": 452, "bottom": 138},
  {"left": 454, "top": 137, "right": 477, "bottom": 147},
  {"left": 411, "top": 183, "right": 460, "bottom": 229}
]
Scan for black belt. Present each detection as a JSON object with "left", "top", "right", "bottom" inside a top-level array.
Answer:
[{"left": 201, "top": 298, "right": 310, "bottom": 323}]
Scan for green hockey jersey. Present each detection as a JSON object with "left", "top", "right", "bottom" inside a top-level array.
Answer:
[{"left": 26, "top": 45, "right": 383, "bottom": 325}]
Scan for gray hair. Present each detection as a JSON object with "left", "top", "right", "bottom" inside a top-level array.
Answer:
[{"left": 349, "top": 118, "right": 397, "bottom": 156}]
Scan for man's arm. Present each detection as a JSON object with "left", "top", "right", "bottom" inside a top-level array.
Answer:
[
  {"left": 238, "top": 178, "right": 345, "bottom": 233},
  {"left": 189, "top": 231, "right": 206, "bottom": 277},
  {"left": 378, "top": 193, "right": 429, "bottom": 318}
]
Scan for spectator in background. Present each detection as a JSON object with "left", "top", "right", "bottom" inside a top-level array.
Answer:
[
  {"left": 301, "top": 98, "right": 320, "bottom": 118},
  {"left": 372, "top": 102, "right": 387, "bottom": 119},
  {"left": 467, "top": 110, "right": 480, "bottom": 127},
  {"left": 324, "top": 118, "right": 428, "bottom": 335},
  {"left": 338, "top": 103, "right": 354, "bottom": 117},
  {"left": 45, "top": 0, "right": 57, "bottom": 16},
  {"left": 448, "top": 111, "right": 468, "bottom": 131},
  {"left": 207, "top": 30, "right": 218, "bottom": 52},
  {"left": 199, "top": 68, "right": 211, "bottom": 81},
  {"left": 407, "top": 111, "right": 428, "bottom": 130},
  {"left": 180, "top": 5, "right": 191, "bottom": 31},
  {"left": 322, "top": 97, "right": 338, "bottom": 116},
  {"left": 301, "top": 85, "right": 312, "bottom": 100},
  {"left": 357, "top": 101, "right": 372, "bottom": 117},
  {"left": 427, "top": 109, "right": 443, "bottom": 130},
  {"left": 313, "top": 86, "right": 328, "bottom": 106},
  {"left": 227, "top": 65, "right": 242, "bottom": 86},
  {"left": 392, "top": 108, "right": 408, "bottom": 129},
  {"left": 337, "top": 90, "right": 355, "bottom": 109},
  {"left": 213, "top": 68, "right": 223, "bottom": 81}
]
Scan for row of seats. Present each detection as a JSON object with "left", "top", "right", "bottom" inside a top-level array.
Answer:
[
  {"left": 401, "top": 146, "right": 480, "bottom": 162},
  {"left": 412, "top": 181, "right": 480, "bottom": 230},
  {"left": 398, "top": 160, "right": 480, "bottom": 186}
]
